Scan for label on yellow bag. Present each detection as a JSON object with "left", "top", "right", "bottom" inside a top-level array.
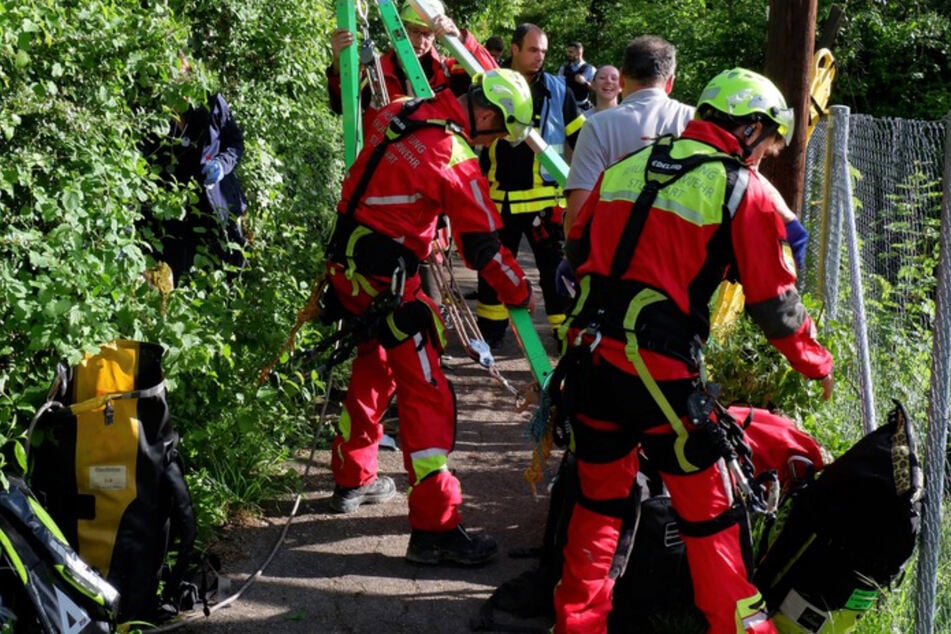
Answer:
[{"left": 89, "top": 466, "right": 128, "bottom": 491}]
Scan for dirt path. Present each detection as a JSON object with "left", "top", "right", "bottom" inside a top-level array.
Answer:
[{"left": 184, "top": 252, "right": 557, "bottom": 634}]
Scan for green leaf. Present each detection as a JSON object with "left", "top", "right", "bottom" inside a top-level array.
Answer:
[{"left": 14, "top": 441, "right": 27, "bottom": 474}]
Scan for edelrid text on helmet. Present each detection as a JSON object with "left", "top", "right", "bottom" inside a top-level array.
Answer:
[
  {"left": 400, "top": 0, "right": 444, "bottom": 28},
  {"left": 473, "top": 68, "right": 534, "bottom": 144},
  {"left": 696, "top": 67, "right": 795, "bottom": 146}
]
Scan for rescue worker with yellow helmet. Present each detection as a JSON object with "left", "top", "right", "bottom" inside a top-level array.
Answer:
[
  {"left": 323, "top": 69, "right": 536, "bottom": 566},
  {"left": 555, "top": 68, "right": 833, "bottom": 632},
  {"left": 327, "top": 0, "right": 498, "bottom": 123}
]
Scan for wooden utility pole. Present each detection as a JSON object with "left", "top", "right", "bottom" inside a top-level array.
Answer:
[{"left": 762, "top": 0, "right": 817, "bottom": 216}]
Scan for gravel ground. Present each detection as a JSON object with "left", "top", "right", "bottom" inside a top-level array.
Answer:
[{"left": 180, "top": 251, "right": 558, "bottom": 634}]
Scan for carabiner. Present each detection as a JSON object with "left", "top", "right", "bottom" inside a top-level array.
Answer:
[
  {"left": 390, "top": 260, "right": 407, "bottom": 299},
  {"left": 573, "top": 325, "right": 601, "bottom": 351},
  {"left": 355, "top": 0, "right": 370, "bottom": 25}
]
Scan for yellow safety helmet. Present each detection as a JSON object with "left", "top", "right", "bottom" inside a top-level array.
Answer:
[
  {"left": 696, "top": 67, "right": 795, "bottom": 146},
  {"left": 400, "top": 0, "right": 444, "bottom": 28},
  {"left": 471, "top": 68, "right": 534, "bottom": 144}
]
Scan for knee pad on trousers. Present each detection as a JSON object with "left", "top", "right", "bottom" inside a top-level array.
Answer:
[{"left": 575, "top": 484, "right": 641, "bottom": 581}]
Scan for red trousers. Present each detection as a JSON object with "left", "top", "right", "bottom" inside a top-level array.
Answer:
[
  {"left": 551, "top": 354, "right": 775, "bottom": 633},
  {"left": 329, "top": 270, "right": 462, "bottom": 531}
]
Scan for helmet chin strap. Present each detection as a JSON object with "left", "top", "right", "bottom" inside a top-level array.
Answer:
[
  {"left": 465, "top": 97, "right": 507, "bottom": 139},
  {"left": 738, "top": 121, "right": 780, "bottom": 159}
]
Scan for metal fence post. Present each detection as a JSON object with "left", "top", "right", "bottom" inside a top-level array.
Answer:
[
  {"left": 818, "top": 110, "right": 844, "bottom": 318},
  {"left": 830, "top": 106, "right": 876, "bottom": 433},
  {"left": 914, "top": 112, "right": 951, "bottom": 634}
]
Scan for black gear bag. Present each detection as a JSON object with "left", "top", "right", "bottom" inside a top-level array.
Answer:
[
  {"left": 754, "top": 400, "right": 923, "bottom": 633},
  {"left": 0, "top": 474, "right": 119, "bottom": 632}
]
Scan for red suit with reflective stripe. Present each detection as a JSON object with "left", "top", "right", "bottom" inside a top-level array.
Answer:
[
  {"left": 326, "top": 91, "right": 530, "bottom": 532},
  {"left": 554, "top": 120, "right": 832, "bottom": 633}
]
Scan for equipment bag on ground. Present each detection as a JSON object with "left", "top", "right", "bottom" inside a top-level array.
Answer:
[
  {"left": 26, "top": 340, "right": 197, "bottom": 623},
  {"left": 0, "top": 473, "right": 119, "bottom": 632},
  {"left": 754, "top": 400, "right": 923, "bottom": 634}
]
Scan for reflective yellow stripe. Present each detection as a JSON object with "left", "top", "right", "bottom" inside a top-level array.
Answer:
[
  {"left": 488, "top": 183, "right": 563, "bottom": 201},
  {"left": 427, "top": 301, "right": 448, "bottom": 349},
  {"left": 0, "top": 528, "right": 27, "bottom": 584},
  {"left": 338, "top": 407, "right": 352, "bottom": 441},
  {"left": 28, "top": 497, "right": 68, "bottom": 544},
  {"left": 449, "top": 134, "right": 476, "bottom": 167},
  {"left": 622, "top": 289, "right": 698, "bottom": 473},
  {"left": 564, "top": 113, "right": 585, "bottom": 137},
  {"left": 410, "top": 449, "right": 448, "bottom": 484},
  {"left": 475, "top": 301, "right": 509, "bottom": 321},
  {"left": 736, "top": 591, "right": 769, "bottom": 633},
  {"left": 354, "top": 272, "right": 378, "bottom": 297},
  {"left": 344, "top": 225, "right": 374, "bottom": 281},
  {"left": 385, "top": 312, "right": 409, "bottom": 342},
  {"left": 489, "top": 183, "right": 565, "bottom": 214}
]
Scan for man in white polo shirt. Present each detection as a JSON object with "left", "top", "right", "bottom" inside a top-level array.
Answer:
[{"left": 564, "top": 35, "right": 694, "bottom": 232}]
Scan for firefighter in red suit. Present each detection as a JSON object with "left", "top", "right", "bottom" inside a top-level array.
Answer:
[
  {"left": 327, "top": 1, "right": 497, "bottom": 309},
  {"left": 326, "top": 0, "right": 498, "bottom": 129},
  {"left": 553, "top": 68, "right": 834, "bottom": 632},
  {"left": 323, "top": 68, "right": 535, "bottom": 566}
]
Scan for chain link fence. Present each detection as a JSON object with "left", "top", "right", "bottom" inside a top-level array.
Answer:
[{"left": 800, "top": 109, "right": 950, "bottom": 632}]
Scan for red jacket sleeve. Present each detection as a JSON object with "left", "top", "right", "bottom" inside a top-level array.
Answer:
[
  {"left": 457, "top": 31, "right": 499, "bottom": 72},
  {"left": 438, "top": 136, "right": 529, "bottom": 306},
  {"left": 733, "top": 171, "right": 833, "bottom": 380}
]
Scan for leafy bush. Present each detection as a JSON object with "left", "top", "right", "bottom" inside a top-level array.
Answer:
[{"left": 0, "top": 0, "right": 342, "bottom": 541}]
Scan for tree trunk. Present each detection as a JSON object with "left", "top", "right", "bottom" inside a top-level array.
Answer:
[{"left": 762, "top": 0, "right": 817, "bottom": 217}]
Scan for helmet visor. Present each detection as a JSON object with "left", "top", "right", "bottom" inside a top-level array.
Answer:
[
  {"left": 505, "top": 116, "right": 532, "bottom": 144},
  {"left": 771, "top": 105, "right": 795, "bottom": 146}
]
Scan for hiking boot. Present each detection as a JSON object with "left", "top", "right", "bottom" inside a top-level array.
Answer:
[
  {"left": 329, "top": 476, "right": 397, "bottom": 514},
  {"left": 405, "top": 525, "right": 498, "bottom": 566}
]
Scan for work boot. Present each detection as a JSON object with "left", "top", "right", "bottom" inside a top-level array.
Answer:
[
  {"left": 405, "top": 525, "right": 498, "bottom": 566},
  {"left": 329, "top": 475, "right": 397, "bottom": 514}
]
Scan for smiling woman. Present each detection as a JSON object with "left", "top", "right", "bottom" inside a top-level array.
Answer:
[{"left": 591, "top": 64, "right": 620, "bottom": 112}]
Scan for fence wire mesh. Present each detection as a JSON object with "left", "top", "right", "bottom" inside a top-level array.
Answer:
[{"left": 800, "top": 111, "right": 950, "bottom": 632}]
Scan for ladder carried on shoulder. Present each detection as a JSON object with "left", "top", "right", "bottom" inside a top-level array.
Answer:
[{"left": 334, "top": 0, "right": 435, "bottom": 168}]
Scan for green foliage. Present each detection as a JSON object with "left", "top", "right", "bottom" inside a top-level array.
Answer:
[
  {"left": 826, "top": 0, "right": 951, "bottom": 118},
  {"left": 0, "top": 0, "right": 342, "bottom": 542},
  {"left": 0, "top": 8, "right": 948, "bottom": 623},
  {"left": 445, "top": 0, "right": 951, "bottom": 117},
  {"left": 706, "top": 294, "right": 835, "bottom": 421}
]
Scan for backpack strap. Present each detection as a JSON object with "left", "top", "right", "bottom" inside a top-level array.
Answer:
[{"left": 608, "top": 136, "right": 742, "bottom": 279}]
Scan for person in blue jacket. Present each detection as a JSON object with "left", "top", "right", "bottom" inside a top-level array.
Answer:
[{"left": 143, "top": 89, "right": 248, "bottom": 282}]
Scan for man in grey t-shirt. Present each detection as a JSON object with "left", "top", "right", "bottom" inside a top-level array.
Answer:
[{"left": 564, "top": 35, "right": 694, "bottom": 231}]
